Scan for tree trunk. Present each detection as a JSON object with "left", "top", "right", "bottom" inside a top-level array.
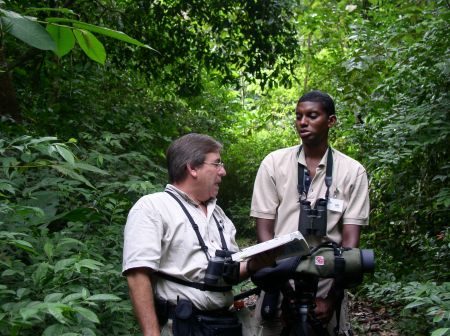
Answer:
[{"left": 0, "top": 47, "right": 22, "bottom": 123}]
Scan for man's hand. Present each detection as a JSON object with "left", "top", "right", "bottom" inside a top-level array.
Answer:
[
  {"left": 314, "top": 296, "right": 335, "bottom": 324},
  {"left": 247, "top": 247, "right": 282, "bottom": 275}
]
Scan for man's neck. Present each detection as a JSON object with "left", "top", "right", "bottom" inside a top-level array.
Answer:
[{"left": 302, "top": 142, "right": 329, "bottom": 160}]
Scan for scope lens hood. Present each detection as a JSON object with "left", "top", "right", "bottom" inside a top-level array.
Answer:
[{"left": 360, "top": 249, "right": 375, "bottom": 273}]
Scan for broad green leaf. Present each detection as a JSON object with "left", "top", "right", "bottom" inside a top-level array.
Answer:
[
  {"left": 11, "top": 239, "right": 36, "bottom": 254},
  {"left": 32, "top": 262, "right": 50, "bottom": 285},
  {"left": 54, "top": 144, "right": 75, "bottom": 165},
  {"left": 76, "top": 258, "right": 103, "bottom": 271},
  {"left": 43, "top": 324, "right": 65, "bottom": 336},
  {"left": 62, "top": 292, "right": 84, "bottom": 304},
  {"left": 87, "top": 294, "right": 121, "bottom": 302},
  {"left": 2, "top": 269, "right": 21, "bottom": 276},
  {"left": 74, "top": 306, "right": 99, "bottom": 323},
  {"left": 56, "top": 237, "right": 85, "bottom": 249},
  {"left": 16, "top": 287, "right": 30, "bottom": 299},
  {"left": 0, "top": 181, "right": 16, "bottom": 194},
  {"left": 45, "top": 292, "right": 64, "bottom": 302},
  {"left": 46, "top": 24, "right": 75, "bottom": 57},
  {"left": 73, "top": 22, "right": 158, "bottom": 52},
  {"left": 52, "top": 164, "right": 95, "bottom": 188},
  {"left": 80, "top": 328, "right": 96, "bottom": 336},
  {"left": 54, "top": 258, "right": 76, "bottom": 272},
  {"left": 405, "top": 301, "right": 426, "bottom": 309},
  {"left": 0, "top": 10, "right": 56, "bottom": 51},
  {"left": 73, "top": 29, "right": 106, "bottom": 65},
  {"left": 47, "top": 303, "right": 70, "bottom": 324},
  {"left": 81, "top": 287, "right": 90, "bottom": 299},
  {"left": 431, "top": 328, "right": 450, "bottom": 336},
  {"left": 45, "top": 17, "right": 157, "bottom": 52},
  {"left": 28, "top": 136, "right": 58, "bottom": 145},
  {"left": 73, "top": 162, "right": 108, "bottom": 175},
  {"left": 20, "top": 306, "right": 42, "bottom": 320},
  {"left": 44, "top": 241, "right": 54, "bottom": 259}
]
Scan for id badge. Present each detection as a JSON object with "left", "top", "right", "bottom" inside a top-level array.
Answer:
[{"left": 327, "top": 198, "right": 343, "bottom": 213}]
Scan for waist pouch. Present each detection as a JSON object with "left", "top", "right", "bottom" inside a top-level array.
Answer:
[{"left": 173, "top": 299, "right": 242, "bottom": 336}]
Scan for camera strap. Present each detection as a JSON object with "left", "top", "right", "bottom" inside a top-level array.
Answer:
[
  {"left": 311, "top": 242, "right": 346, "bottom": 336},
  {"left": 166, "top": 190, "right": 229, "bottom": 259},
  {"left": 333, "top": 246, "right": 346, "bottom": 336},
  {"left": 297, "top": 146, "right": 333, "bottom": 200},
  {"left": 154, "top": 190, "right": 232, "bottom": 292}
]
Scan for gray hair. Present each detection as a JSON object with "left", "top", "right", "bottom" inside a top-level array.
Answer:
[{"left": 166, "top": 133, "right": 222, "bottom": 183}]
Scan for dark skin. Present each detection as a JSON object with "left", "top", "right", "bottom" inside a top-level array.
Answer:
[{"left": 256, "top": 101, "right": 362, "bottom": 324}]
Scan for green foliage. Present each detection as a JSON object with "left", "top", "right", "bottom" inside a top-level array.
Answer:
[
  {"left": 0, "top": 4, "right": 153, "bottom": 65},
  {"left": 0, "top": 8, "right": 56, "bottom": 51},
  {"left": 0, "top": 135, "right": 144, "bottom": 335},
  {"left": 1, "top": 0, "right": 449, "bottom": 334},
  {"left": 363, "top": 280, "right": 450, "bottom": 335}
]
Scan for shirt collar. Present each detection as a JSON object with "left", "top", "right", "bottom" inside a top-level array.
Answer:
[
  {"left": 297, "top": 146, "right": 332, "bottom": 169},
  {"left": 165, "top": 184, "right": 216, "bottom": 208}
]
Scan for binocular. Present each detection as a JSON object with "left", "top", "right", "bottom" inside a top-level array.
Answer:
[
  {"left": 299, "top": 198, "right": 327, "bottom": 237},
  {"left": 204, "top": 250, "right": 240, "bottom": 285}
]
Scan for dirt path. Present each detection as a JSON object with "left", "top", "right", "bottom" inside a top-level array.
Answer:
[{"left": 349, "top": 296, "right": 400, "bottom": 336}]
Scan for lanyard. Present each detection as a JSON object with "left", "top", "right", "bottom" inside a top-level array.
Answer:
[
  {"left": 297, "top": 146, "right": 333, "bottom": 201},
  {"left": 165, "top": 190, "right": 228, "bottom": 260}
]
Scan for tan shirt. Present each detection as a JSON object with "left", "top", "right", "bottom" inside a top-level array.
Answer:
[
  {"left": 251, "top": 146, "right": 370, "bottom": 248},
  {"left": 122, "top": 184, "right": 239, "bottom": 310}
]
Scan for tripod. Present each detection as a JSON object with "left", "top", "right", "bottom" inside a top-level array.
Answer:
[{"left": 279, "top": 274, "right": 330, "bottom": 336}]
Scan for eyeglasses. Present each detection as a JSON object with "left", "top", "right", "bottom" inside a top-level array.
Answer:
[{"left": 203, "top": 161, "right": 225, "bottom": 168}]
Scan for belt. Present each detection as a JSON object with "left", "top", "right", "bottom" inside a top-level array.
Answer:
[{"left": 166, "top": 302, "right": 232, "bottom": 319}]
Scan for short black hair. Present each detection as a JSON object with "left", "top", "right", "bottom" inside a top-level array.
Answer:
[
  {"left": 298, "top": 90, "right": 336, "bottom": 116},
  {"left": 166, "top": 133, "right": 222, "bottom": 183}
]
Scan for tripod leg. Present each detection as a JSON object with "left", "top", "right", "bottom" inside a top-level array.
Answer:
[{"left": 291, "top": 304, "right": 309, "bottom": 336}]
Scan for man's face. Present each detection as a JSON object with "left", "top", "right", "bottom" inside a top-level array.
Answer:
[
  {"left": 295, "top": 101, "right": 336, "bottom": 146},
  {"left": 195, "top": 151, "right": 226, "bottom": 201}
]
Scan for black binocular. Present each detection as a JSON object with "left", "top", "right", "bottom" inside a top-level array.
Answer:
[
  {"left": 204, "top": 250, "right": 240, "bottom": 285},
  {"left": 299, "top": 198, "right": 327, "bottom": 237}
]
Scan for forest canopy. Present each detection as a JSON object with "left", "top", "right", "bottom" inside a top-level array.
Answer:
[{"left": 0, "top": 0, "right": 449, "bottom": 335}]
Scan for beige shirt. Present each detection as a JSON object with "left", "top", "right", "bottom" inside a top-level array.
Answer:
[
  {"left": 122, "top": 184, "right": 239, "bottom": 310},
  {"left": 251, "top": 145, "right": 370, "bottom": 247}
]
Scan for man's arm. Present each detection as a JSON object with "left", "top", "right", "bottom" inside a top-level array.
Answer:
[
  {"left": 126, "top": 267, "right": 160, "bottom": 336},
  {"left": 255, "top": 218, "right": 275, "bottom": 243},
  {"left": 342, "top": 224, "right": 361, "bottom": 248}
]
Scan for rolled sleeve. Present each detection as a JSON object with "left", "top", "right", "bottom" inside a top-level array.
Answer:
[
  {"left": 250, "top": 156, "right": 279, "bottom": 219},
  {"left": 122, "top": 197, "right": 163, "bottom": 274},
  {"left": 343, "top": 168, "right": 370, "bottom": 226}
]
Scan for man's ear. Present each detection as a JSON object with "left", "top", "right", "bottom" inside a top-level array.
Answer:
[
  {"left": 328, "top": 114, "right": 337, "bottom": 128},
  {"left": 186, "top": 163, "right": 198, "bottom": 178}
]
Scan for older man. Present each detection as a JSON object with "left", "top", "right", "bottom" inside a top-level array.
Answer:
[{"left": 123, "top": 133, "right": 273, "bottom": 336}]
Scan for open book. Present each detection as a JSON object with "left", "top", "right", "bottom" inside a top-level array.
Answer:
[{"left": 232, "top": 231, "right": 309, "bottom": 262}]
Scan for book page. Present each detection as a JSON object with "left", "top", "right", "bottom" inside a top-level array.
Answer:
[{"left": 232, "top": 231, "right": 309, "bottom": 262}]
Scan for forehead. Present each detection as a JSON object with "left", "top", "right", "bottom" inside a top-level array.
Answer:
[
  {"left": 204, "top": 151, "right": 221, "bottom": 160},
  {"left": 296, "top": 101, "right": 325, "bottom": 114}
]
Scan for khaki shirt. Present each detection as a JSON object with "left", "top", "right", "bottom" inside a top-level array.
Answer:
[
  {"left": 122, "top": 184, "right": 239, "bottom": 310},
  {"left": 251, "top": 146, "right": 369, "bottom": 247}
]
